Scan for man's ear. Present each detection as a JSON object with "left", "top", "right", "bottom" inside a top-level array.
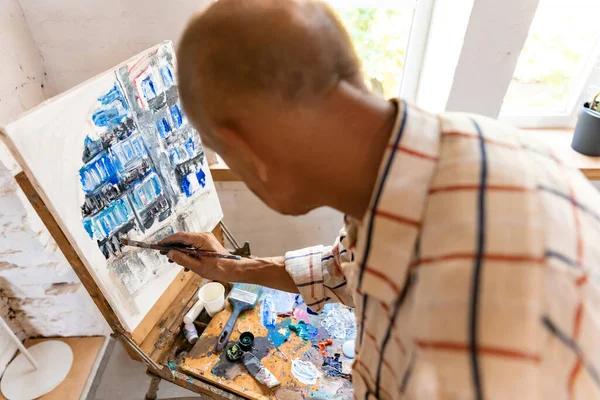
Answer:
[{"left": 213, "top": 125, "right": 268, "bottom": 182}]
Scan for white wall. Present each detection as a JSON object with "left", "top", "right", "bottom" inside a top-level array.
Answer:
[
  {"left": 216, "top": 183, "right": 343, "bottom": 257},
  {"left": 18, "top": 0, "right": 213, "bottom": 96},
  {"left": 0, "top": 0, "right": 342, "bottom": 347},
  {"left": 0, "top": 0, "right": 108, "bottom": 352}
]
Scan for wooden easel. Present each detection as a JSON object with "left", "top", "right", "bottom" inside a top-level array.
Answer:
[{"left": 15, "top": 171, "right": 242, "bottom": 400}]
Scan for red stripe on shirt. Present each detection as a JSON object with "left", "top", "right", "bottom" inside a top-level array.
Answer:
[
  {"left": 415, "top": 340, "right": 542, "bottom": 362},
  {"left": 364, "top": 266, "right": 401, "bottom": 294},
  {"left": 325, "top": 285, "right": 346, "bottom": 306},
  {"left": 568, "top": 358, "right": 583, "bottom": 400},
  {"left": 389, "top": 144, "right": 439, "bottom": 161},
  {"left": 429, "top": 184, "right": 530, "bottom": 195},
  {"left": 573, "top": 303, "right": 584, "bottom": 340},
  {"left": 576, "top": 274, "right": 588, "bottom": 287},
  {"left": 442, "top": 131, "right": 519, "bottom": 150},
  {"left": 412, "top": 253, "right": 545, "bottom": 267},
  {"left": 374, "top": 209, "right": 421, "bottom": 228}
]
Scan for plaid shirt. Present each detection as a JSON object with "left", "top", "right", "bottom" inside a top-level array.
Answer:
[{"left": 285, "top": 100, "right": 600, "bottom": 400}]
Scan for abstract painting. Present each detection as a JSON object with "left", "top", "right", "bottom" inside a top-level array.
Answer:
[
  {"left": 1, "top": 42, "right": 223, "bottom": 331},
  {"left": 79, "top": 45, "right": 211, "bottom": 296}
]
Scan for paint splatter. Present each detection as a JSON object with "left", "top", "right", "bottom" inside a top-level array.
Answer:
[
  {"left": 320, "top": 304, "right": 357, "bottom": 340},
  {"left": 167, "top": 361, "right": 177, "bottom": 371},
  {"left": 266, "top": 318, "right": 292, "bottom": 348},
  {"left": 322, "top": 354, "right": 350, "bottom": 379},
  {"left": 291, "top": 359, "right": 322, "bottom": 385},
  {"left": 289, "top": 321, "right": 319, "bottom": 341},
  {"left": 260, "top": 295, "right": 277, "bottom": 328},
  {"left": 293, "top": 307, "right": 310, "bottom": 323},
  {"left": 301, "top": 347, "right": 324, "bottom": 368}
]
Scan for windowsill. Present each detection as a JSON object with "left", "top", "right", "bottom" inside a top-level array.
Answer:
[
  {"left": 522, "top": 128, "right": 600, "bottom": 180},
  {"left": 209, "top": 128, "right": 600, "bottom": 182}
]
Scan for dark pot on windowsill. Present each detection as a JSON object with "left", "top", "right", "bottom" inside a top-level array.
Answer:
[{"left": 571, "top": 92, "right": 600, "bottom": 156}]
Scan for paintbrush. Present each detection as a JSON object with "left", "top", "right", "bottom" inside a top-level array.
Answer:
[
  {"left": 120, "top": 238, "right": 242, "bottom": 260},
  {"left": 215, "top": 283, "right": 262, "bottom": 352}
]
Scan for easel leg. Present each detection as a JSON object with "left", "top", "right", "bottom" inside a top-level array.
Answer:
[{"left": 145, "top": 375, "right": 162, "bottom": 400}]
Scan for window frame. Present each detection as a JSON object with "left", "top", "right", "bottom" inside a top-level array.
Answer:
[
  {"left": 325, "top": 0, "right": 433, "bottom": 102},
  {"left": 498, "top": 0, "right": 600, "bottom": 128}
]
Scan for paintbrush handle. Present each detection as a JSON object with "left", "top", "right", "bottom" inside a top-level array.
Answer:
[
  {"left": 178, "top": 248, "right": 242, "bottom": 260},
  {"left": 215, "top": 307, "right": 243, "bottom": 352}
]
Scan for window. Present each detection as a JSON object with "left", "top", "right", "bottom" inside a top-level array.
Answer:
[
  {"left": 326, "top": 0, "right": 430, "bottom": 100},
  {"left": 500, "top": 0, "right": 600, "bottom": 127}
]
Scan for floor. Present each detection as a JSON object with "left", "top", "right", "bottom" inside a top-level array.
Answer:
[{"left": 88, "top": 339, "right": 205, "bottom": 400}]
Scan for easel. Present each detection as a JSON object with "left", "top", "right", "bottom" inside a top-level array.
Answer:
[{"left": 14, "top": 171, "right": 243, "bottom": 400}]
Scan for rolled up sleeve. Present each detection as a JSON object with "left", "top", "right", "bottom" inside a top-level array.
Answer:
[{"left": 285, "top": 233, "right": 354, "bottom": 312}]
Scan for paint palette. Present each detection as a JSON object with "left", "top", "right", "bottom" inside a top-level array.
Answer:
[
  {"left": 1, "top": 42, "right": 223, "bottom": 332},
  {"left": 180, "top": 290, "right": 355, "bottom": 399}
]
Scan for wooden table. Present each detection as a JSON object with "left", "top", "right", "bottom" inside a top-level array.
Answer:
[{"left": 179, "top": 290, "right": 354, "bottom": 400}]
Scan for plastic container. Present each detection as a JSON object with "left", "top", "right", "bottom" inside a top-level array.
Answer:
[{"left": 198, "top": 282, "right": 225, "bottom": 317}]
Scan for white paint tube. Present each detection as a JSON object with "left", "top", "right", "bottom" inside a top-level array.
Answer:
[
  {"left": 183, "top": 299, "right": 204, "bottom": 325},
  {"left": 183, "top": 322, "right": 199, "bottom": 344},
  {"left": 242, "top": 352, "right": 280, "bottom": 388}
]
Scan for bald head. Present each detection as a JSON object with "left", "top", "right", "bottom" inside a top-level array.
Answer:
[{"left": 177, "top": 0, "right": 365, "bottom": 128}]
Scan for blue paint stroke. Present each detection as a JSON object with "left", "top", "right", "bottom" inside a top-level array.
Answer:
[
  {"left": 98, "top": 83, "right": 128, "bottom": 110},
  {"left": 185, "top": 137, "right": 195, "bottom": 158},
  {"left": 161, "top": 65, "right": 175, "bottom": 88},
  {"left": 111, "top": 135, "right": 148, "bottom": 172},
  {"left": 156, "top": 117, "right": 172, "bottom": 139},
  {"left": 129, "top": 172, "right": 162, "bottom": 211},
  {"left": 265, "top": 318, "right": 292, "bottom": 348},
  {"left": 79, "top": 151, "right": 119, "bottom": 193},
  {"left": 82, "top": 197, "right": 134, "bottom": 240},
  {"left": 322, "top": 354, "right": 346, "bottom": 378},
  {"left": 196, "top": 168, "right": 206, "bottom": 188},
  {"left": 170, "top": 104, "right": 183, "bottom": 128},
  {"left": 260, "top": 295, "right": 277, "bottom": 328},
  {"left": 141, "top": 76, "right": 157, "bottom": 100},
  {"left": 289, "top": 321, "right": 319, "bottom": 341},
  {"left": 92, "top": 106, "right": 128, "bottom": 129}
]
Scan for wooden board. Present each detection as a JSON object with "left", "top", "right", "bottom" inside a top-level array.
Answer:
[
  {"left": 0, "top": 41, "right": 223, "bottom": 332},
  {"left": 180, "top": 292, "right": 353, "bottom": 400},
  {"left": 0, "top": 336, "right": 106, "bottom": 400}
]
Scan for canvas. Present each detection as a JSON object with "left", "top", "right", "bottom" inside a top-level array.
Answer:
[{"left": 1, "top": 42, "right": 223, "bottom": 331}]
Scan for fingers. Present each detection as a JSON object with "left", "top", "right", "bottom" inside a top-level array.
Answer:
[
  {"left": 159, "top": 232, "right": 210, "bottom": 248},
  {"left": 167, "top": 250, "right": 218, "bottom": 277}
]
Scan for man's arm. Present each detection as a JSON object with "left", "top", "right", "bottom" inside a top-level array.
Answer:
[
  {"left": 159, "top": 232, "right": 298, "bottom": 293},
  {"left": 160, "top": 231, "right": 354, "bottom": 311}
]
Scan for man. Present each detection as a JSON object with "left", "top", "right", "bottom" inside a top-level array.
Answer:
[{"left": 163, "top": 0, "right": 600, "bottom": 398}]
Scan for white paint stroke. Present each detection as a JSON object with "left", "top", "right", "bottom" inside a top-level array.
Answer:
[{"left": 291, "top": 358, "right": 322, "bottom": 385}]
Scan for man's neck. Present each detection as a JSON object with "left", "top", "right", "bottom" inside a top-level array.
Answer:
[{"left": 307, "top": 84, "right": 398, "bottom": 220}]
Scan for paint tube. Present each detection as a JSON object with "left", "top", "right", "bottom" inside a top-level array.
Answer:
[
  {"left": 241, "top": 352, "right": 280, "bottom": 389},
  {"left": 183, "top": 322, "right": 198, "bottom": 344}
]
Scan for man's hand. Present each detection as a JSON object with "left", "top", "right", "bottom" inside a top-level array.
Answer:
[
  {"left": 159, "top": 231, "right": 299, "bottom": 293},
  {"left": 159, "top": 232, "right": 241, "bottom": 282}
]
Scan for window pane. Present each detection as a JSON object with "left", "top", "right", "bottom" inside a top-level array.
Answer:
[
  {"left": 331, "top": 7, "right": 414, "bottom": 98},
  {"left": 501, "top": 0, "right": 600, "bottom": 115}
]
